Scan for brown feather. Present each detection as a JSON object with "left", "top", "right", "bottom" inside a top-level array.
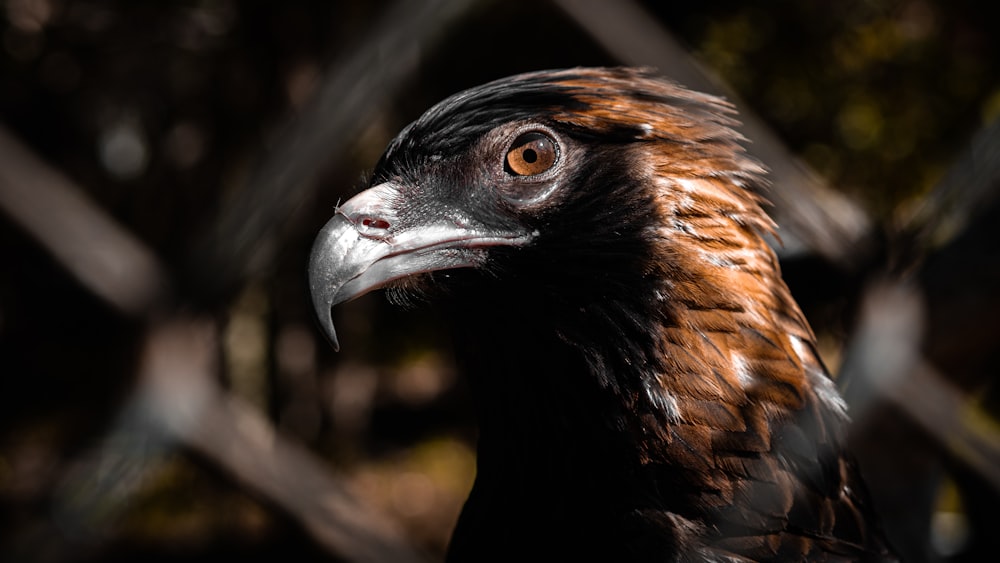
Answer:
[
  {"left": 531, "top": 69, "right": 893, "bottom": 560},
  {"left": 331, "top": 67, "right": 897, "bottom": 561}
]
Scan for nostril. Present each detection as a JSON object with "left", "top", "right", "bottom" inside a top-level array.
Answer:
[
  {"left": 336, "top": 182, "right": 400, "bottom": 239},
  {"left": 354, "top": 215, "right": 392, "bottom": 239},
  {"left": 360, "top": 217, "right": 391, "bottom": 230}
]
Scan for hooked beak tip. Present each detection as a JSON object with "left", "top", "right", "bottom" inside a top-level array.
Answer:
[
  {"left": 308, "top": 216, "right": 348, "bottom": 352},
  {"left": 309, "top": 278, "right": 342, "bottom": 352},
  {"left": 323, "top": 311, "right": 341, "bottom": 353}
]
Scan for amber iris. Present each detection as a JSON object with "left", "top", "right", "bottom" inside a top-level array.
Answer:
[{"left": 505, "top": 132, "right": 557, "bottom": 176}]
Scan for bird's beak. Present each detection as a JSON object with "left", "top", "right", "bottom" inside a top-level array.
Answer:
[{"left": 308, "top": 182, "right": 533, "bottom": 351}]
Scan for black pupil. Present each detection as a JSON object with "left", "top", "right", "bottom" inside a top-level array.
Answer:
[{"left": 522, "top": 148, "right": 538, "bottom": 163}]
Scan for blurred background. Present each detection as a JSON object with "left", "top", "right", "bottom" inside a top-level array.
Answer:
[{"left": 1, "top": 0, "right": 998, "bottom": 562}]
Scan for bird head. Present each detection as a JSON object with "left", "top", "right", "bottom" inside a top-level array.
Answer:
[{"left": 309, "top": 67, "right": 773, "bottom": 352}]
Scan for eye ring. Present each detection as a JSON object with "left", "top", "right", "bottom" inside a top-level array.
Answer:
[{"left": 504, "top": 131, "right": 559, "bottom": 177}]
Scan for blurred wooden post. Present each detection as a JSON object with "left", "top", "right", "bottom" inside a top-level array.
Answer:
[{"left": 0, "top": 126, "right": 170, "bottom": 315}]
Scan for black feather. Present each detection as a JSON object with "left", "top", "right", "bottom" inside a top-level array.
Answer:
[{"left": 340, "top": 67, "right": 898, "bottom": 562}]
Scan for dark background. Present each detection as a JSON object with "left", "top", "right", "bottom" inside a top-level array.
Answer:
[{"left": 1, "top": 1, "right": 998, "bottom": 562}]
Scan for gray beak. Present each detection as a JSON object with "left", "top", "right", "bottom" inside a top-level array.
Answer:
[{"left": 307, "top": 182, "right": 533, "bottom": 351}]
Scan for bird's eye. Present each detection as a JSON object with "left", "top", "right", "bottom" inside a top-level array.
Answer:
[{"left": 504, "top": 132, "right": 558, "bottom": 177}]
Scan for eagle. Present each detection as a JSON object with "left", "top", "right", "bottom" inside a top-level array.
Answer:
[{"left": 308, "top": 67, "right": 896, "bottom": 562}]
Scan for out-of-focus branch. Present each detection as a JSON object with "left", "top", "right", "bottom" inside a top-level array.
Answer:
[
  {"left": 190, "top": 0, "right": 482, "bottom": 301},
  {"left": 140, "top": 319, "right": 428, "bottom": 563},
  {"left": 551, "top": 0, "right": 873, "bottom": 266},
  {"left": 0, "top": 125, "right": 170, "bottom": 316},
  {"left": 839, "top": 282, "right": 1000, "bottom": 492}
]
